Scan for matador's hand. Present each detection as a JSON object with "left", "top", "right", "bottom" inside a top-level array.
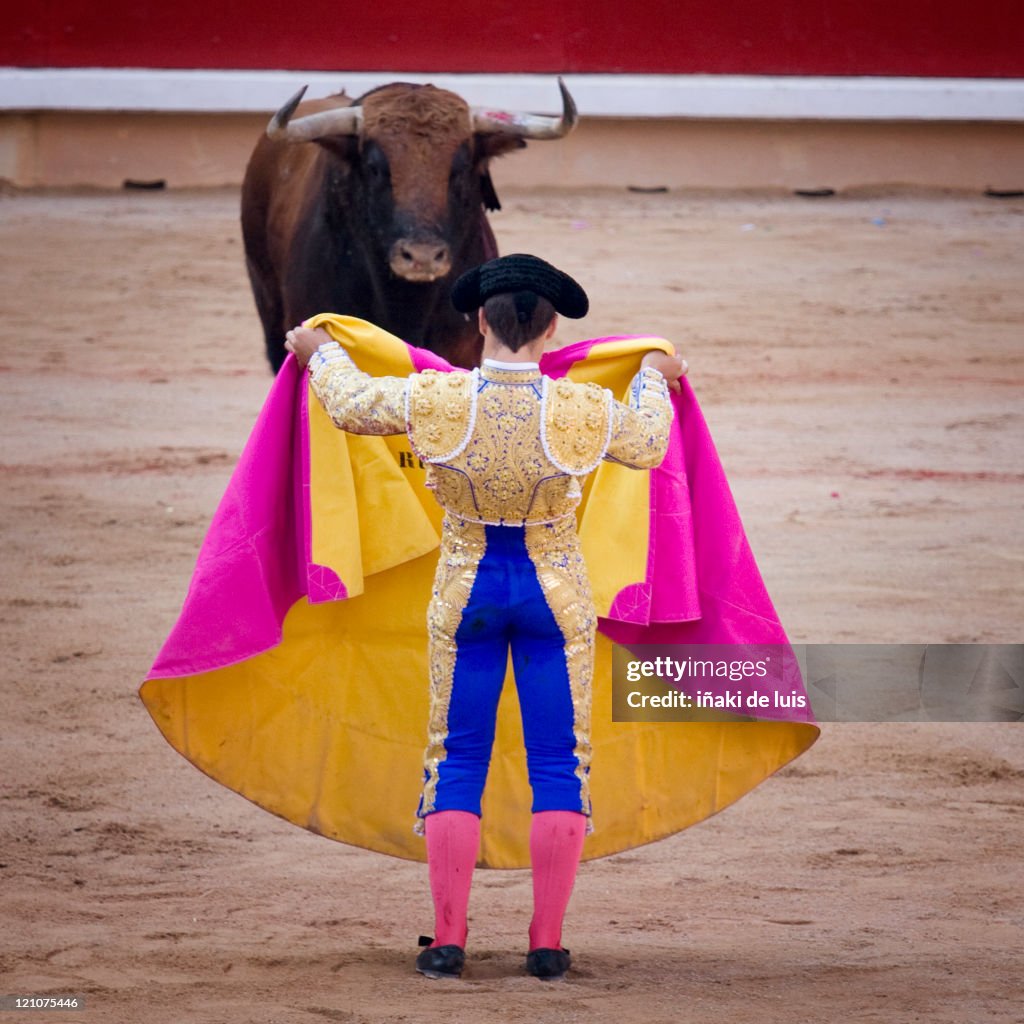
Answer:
[
  {"left": 641, "top": 350, "right": 688, "bottom": 393},
  {"left": 284, "top": 325, "right": 332, "bottom": 369}
]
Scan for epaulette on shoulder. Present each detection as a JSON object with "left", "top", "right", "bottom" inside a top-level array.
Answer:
[
  {"left": 541, "top": 377, "right": 613, "bottom": 475},
  {"left": 407, "top": 369, "right": 479, "bottom": 463}
]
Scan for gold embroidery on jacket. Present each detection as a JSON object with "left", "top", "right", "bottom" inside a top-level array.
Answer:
[
  {"left": 422, "top": 366, "right": 606, "bottom": 525},
  {"left": 604, "top": 367, "right": 674, "bottom": 469},
  {"left": 309, "top": 353, "right": 408, "bottom": 435},
  {"left": 407, "top": 369, "right": 478, "bottom": 463},
  {"left": 541, "top": 378, "right": 612, "bottom": 474}
]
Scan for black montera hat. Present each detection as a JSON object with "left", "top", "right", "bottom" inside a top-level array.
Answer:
[{"left": 451, "top": 254, "right": 589, "bottom": 319}]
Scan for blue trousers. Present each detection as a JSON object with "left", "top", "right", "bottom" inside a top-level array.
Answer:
[{"left": 418, "top": 520, "right": 594, "bottom": 824}]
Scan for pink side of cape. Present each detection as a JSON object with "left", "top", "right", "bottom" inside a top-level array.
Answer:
[
  {"left": 149, "top": 356, "right": 306, "bottom": 678},
  {"left": 149, "top": 339, "right": 789, "bottom": 682},
  {"left": 544, "top": 338, "right": 783, "bottom": 646}
]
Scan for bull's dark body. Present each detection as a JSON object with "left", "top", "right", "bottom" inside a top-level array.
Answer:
[{"left": 241, "top": 84, "right": 517, "bottom": 372}]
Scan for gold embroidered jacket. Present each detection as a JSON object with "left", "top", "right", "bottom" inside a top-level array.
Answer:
[{"left": 309, "top": 344, "right": 673, "bottom": 526}]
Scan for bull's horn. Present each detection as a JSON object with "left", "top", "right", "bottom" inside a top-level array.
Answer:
[
  {"left": 470, "top": 77, "right": 578, "bottom": 139},
  {"left": 266, "top": 85, "right": 363, "bottom": 143}
]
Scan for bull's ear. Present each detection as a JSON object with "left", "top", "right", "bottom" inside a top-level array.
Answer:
[
  {"left": 314, "top": 135, "right": 359, "bottom": 162},
  {"left": 475, "top": 134, "right": 525, "bottom": 211},
  {"left": 480, "top": 171, "right": 501, "bottom": 212}
]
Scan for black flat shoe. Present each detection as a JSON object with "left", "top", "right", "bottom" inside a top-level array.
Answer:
[
  {"left": 415, "top": 935, "right": 465, "bottom": 979},
  {"left": 526, "top": 946, "right": 571, "bottom": 979}
]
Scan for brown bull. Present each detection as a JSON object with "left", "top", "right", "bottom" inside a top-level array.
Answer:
[{"left": 241, "top": 79, "right": 577, "bottom": 372}]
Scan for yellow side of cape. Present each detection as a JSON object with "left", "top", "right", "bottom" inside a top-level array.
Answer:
[{"left": 140, "top": 317, "right": 817, "bottom": 868}]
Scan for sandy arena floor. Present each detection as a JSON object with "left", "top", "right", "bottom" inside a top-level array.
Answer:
[{"left": 1, "top": 186, "right": 1022, "bottom": 1024}]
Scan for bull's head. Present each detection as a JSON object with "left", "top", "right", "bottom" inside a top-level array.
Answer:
[{"left": 266, "top": 80, "right": 577, "bottom": 283}]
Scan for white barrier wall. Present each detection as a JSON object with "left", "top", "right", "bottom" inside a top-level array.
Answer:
[{"left": 2, "top": 72, "right": 1023, "bottom": 190}]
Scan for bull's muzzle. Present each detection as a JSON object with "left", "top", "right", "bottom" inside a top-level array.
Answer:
[{"left": 389, "top": 239, "right": 452, "bottom": 282}]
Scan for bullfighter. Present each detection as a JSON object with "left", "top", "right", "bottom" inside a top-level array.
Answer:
[{"left": 284, "top": 254, "right": 685, "bottom": 981}]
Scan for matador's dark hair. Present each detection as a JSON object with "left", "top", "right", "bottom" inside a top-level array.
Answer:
[{"left": 481, "top": 291, "right": 557, "bottom": 352}]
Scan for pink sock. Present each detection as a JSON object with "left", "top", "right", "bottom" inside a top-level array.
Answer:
[
  {"left": 424, "top": 810, "right": 480, "bottom": 949},
  {"left": 528, "top": 810, "right": 587, "bottom": 951}
]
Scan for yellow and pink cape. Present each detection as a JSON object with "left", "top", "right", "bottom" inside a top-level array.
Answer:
[{"left": 140, "top": 317, "right": 818, "bottom": 868}]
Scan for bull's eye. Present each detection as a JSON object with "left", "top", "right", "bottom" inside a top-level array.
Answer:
[
  {"left": 449, "top": 143, "right": 472, "bottom": 183},
  {"left": 364, "top": 145, "right": 390, "bottom": 183}
]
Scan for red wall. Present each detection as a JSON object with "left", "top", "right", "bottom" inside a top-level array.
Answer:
[{"left": 3, "top": 0, "right": 1022, "bottom": 78}]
